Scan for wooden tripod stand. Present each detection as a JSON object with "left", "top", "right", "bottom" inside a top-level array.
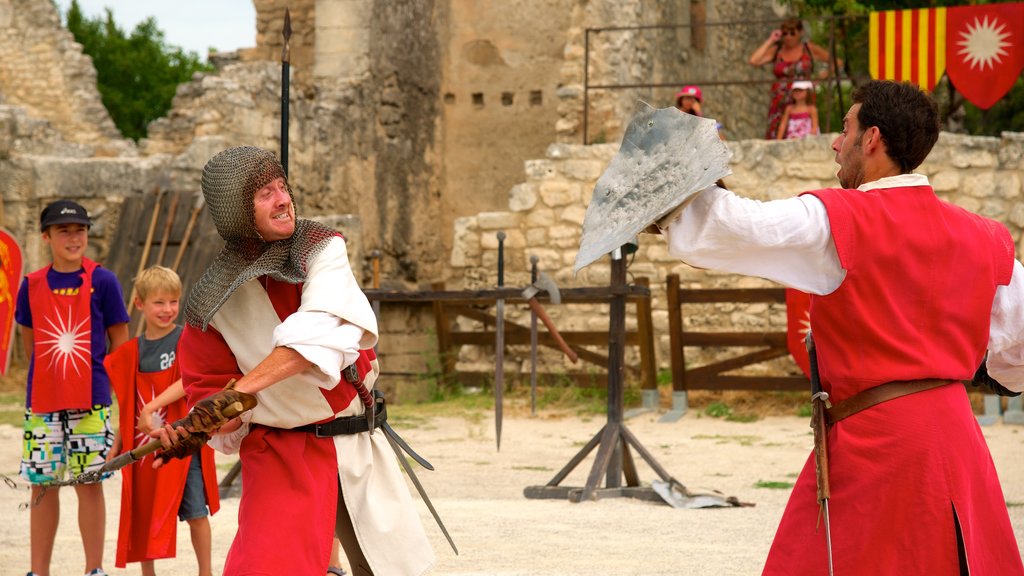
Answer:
[{"left": 524, "top": 247, "right": 680, "bottom": 503}]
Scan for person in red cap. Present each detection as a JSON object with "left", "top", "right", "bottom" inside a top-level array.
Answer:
[{"left": 674, "top": 85, "right": 703, "bottom": 117}]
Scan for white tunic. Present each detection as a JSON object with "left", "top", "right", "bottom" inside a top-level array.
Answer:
[{"left": 209, "top": 236, "right": 435, "bottom": 575}]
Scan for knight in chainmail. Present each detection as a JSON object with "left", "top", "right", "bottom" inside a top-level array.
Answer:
[{"left": 172, "top": 146, "right": 434, "bottom": 575}]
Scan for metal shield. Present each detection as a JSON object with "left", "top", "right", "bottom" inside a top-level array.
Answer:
[{"left": 574, "top": 102, "right": 731, "bottom": 272}]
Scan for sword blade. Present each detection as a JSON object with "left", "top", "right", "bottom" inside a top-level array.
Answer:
[
  {"left": 495, "top": 299, "right": 504, "bottom": 451},
  {"left": 382, "top": 426, "right": 458, "bottom": 555},
  {"left": 823, "top": 499, "right": 834, "bottom": 576}
]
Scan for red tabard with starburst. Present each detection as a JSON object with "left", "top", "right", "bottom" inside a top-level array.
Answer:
[
  {"left": 26, "top": 258, "right": 97, "bottom": 412},
  {"left": 785, "top": 288, "right": 811, "bottom": 379},
  {"left": 947, "top": 2, "right": 1024, "bottom": 110}
]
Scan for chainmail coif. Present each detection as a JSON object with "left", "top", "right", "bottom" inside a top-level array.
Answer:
[{"left": 185, "top": 146, "right": 336, "bottom": 330}]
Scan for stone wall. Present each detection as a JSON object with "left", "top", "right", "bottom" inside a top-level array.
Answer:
[
  {"left": 447, "top": 131, "right": 1024, "bottom": 374},
  {"left": 555, "top": 0, "right": 789, "bottom": 146},
  {"left": 0, "top": 0, "right": 129, "bottom": 154}
]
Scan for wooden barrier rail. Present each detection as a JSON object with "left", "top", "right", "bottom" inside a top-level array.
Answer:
[
  {"left": 365, "top": 278, "right": 656, "bottom": 389},
  {"left": 666, "top": 274, "right": 807, "bottom": 393}
]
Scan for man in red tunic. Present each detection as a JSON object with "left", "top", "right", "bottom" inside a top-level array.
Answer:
[
  {"left": 655, "top": 80, "right": 1024, "bottom": 574},
  {"left": 156, "top": 146, "right": 433, "bottom": 576}
]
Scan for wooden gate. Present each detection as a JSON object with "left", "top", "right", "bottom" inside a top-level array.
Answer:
[{"left": 666, "top": 274, "right": 807, "bottom": 392}]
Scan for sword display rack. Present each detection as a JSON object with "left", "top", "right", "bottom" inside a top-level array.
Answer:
[{"left": 523, "top": 247, "right": 682, "bottom": 503}]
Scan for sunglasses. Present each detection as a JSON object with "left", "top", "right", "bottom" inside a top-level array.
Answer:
[{"left": 782, "top": 29, "right": 799, "bottom": 36}]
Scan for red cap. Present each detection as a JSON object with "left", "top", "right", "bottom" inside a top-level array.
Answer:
[{"left": 675, "top": 85, "right": 702, "bottom": 103}]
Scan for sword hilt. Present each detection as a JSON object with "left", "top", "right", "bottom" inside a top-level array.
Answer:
[{"left": 345, "top": 363, "right": 375, "bottom": 435}]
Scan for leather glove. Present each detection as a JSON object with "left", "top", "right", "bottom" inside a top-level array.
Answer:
[
  {"left": 185, "top": 379, "right": 258, "bottom": 434},
  {"left": 156, "top": 430, "right": 210, "bottom": 464},
  {"left": 971, "top": 358, "right": 1021, "bottom": 397}
]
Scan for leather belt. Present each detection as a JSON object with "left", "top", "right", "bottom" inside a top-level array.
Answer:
[
  {"left": 292, "top": 400, "right": 387, "bottom": 437},
  {"left": 826, "top": 378, "right": 954, "bottom": 424}
]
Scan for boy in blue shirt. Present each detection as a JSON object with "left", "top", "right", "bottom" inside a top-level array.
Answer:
[{"left": 16, "top": 200, "right": 131, "bottom": 576}]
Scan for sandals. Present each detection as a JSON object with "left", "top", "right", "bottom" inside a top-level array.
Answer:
[{"left": 327, "top": 568, "right": 347, "bottom": 576}]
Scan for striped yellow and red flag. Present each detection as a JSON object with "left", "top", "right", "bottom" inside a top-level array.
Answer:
[{"left": 869, "top": 8, "right": 947, "bottom": 91}]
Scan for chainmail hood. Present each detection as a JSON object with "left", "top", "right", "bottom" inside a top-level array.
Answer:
[{"left": 185, "top": 146, "right": 336, "bottom": 330}]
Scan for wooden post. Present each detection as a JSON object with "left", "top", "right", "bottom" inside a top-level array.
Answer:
[
  {"left": 635, "top": 277, "right": 656, "bottom": 392},
  {"left": 605, "top": 249, "right": 627, "bottom": 488},
  {"left": 431, "top": 281, "right": 455, "bottom": 385},
  {"left": 667, "top": 274, "right": 685, "bottom": 392}
]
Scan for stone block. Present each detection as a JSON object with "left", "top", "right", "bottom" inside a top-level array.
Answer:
[
  {"left": 477, "top": 211, "right": 521, "bottom": 230},
  {"left": 930, "top": 170, "right": 961, "bottom": 193},
  {"left": 524, "top": 159, "right": 557, "bottom": 180},
  {"left": 560, "top": 159, "right": 605, "bottom": 181},
  {"left": 508, "top": 183, "right": 538, "bottom": 212},
  {"left": 961, "top": 171, "right": 995, "bottom": 198},
  {"left": 559, "top": 205, "right": 586, "bottom": 225},
  {"left": 539, "top": 181, "right": 581, "bottom": 207},
  {"left": 524, "top": 208, "right": 555, "bottom": 227},
  {"left": 525, "top": 227, "right": 548, "bottom": 245},
  {"left": 996, "top": 173, "right": 1021, "bottom": 198}
]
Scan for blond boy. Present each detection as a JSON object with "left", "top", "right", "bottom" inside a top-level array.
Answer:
[{"left": 105, "top": 266, "right": 219, "bottom": 576}]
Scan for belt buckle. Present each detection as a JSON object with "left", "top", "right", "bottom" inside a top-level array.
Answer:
[{"left": 314, "top": 423, "right": 330, "bottom": 438}]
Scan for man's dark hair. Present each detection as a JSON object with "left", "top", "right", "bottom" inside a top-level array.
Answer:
[{"left": 852, "top": 80, "right": 939, "bottom": 173}]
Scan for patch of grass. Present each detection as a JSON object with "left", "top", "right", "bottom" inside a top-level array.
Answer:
[
  {"left": 704, "top": 402, "right": 732, "bottom": 418},
  {"left": 796, "top": 404, "right": 813, "bottom": 418},
  {"left": 692, "top": 434, "right": 761, "bottom": 446},
  {"left": 1008, "top": 501, "right": 1024, "bottom": 508},
  {"left": 0, "top": 392, "right": 25, "bottom": 428},
  {"left": 755, "top": 479, "right": 794, "bottom": 490},
  {"left": 512, "top": 465, "right": 553, "bottom": 472},
  {"left": 726, "top": 413, "right": 760, "bottom": 423}
]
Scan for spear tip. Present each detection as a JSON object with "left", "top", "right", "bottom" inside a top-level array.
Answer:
[{"left": 283, "top": 8, "right": 292, "bottom": 40}]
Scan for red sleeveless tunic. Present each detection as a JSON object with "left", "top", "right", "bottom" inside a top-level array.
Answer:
[
  {"left": 763, "top": 185, "right": 1023, "bottom": 575},
  {"left": 106, "top": 338, "right": 219, "bottom": 567}
]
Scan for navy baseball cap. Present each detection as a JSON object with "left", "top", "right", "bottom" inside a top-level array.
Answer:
[{"left": 40, "top": 200, "right": 91, "bottom": 231}]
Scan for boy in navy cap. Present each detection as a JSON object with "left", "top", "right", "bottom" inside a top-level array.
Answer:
[{"left": 17, "top": 199, "right": 131, "bottom": 576}]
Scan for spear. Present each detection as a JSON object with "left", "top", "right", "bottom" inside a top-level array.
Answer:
[{"left": 280, "top": 8, "right": 291, "bottom": 175}]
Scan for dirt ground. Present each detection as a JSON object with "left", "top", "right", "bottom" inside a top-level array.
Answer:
[{"left": 1, "top": 402, "right": 1023, "bottom": 576}]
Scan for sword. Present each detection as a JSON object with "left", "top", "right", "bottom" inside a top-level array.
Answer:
[
  {"left": 349, "top": 377, "right": 457, "bottom": 554},
  {"left": 494, "top": 231, "right": 506, "bottom": 451},
  {"left": 806, "top": 333, "right": 834, "bottom": 576},
  {"left": 382, "top": 422, "right": 459, "bottom": 555},
  {"left": 529, "top": 255, "right": 538, "bottom": 416}
]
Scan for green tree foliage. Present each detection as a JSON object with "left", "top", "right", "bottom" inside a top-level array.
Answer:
[
  {"left": 786, "top": 0, "right": 1024, "bottom": 135},
  {"left": 64, "top": 0, "right": 212, "bottom": 141}
]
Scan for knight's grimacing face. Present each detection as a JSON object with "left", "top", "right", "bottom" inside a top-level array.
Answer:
[{"left": 253, "top": 177, "right": 296, "bottom": 241}]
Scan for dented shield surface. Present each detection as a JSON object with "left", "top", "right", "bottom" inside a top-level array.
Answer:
[{"left": 574, "top": 102, "right": 732, "bottom": 272}]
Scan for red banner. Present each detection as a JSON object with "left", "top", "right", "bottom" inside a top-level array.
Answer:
[
  {"left": 946, "top": 2, "right": 1024, "bottom": 109},
  {"left": 785, "top": 288, "right": 811, "bottom": 379},
  {"left": 870, "top": 8, "right": 947, "bottom": 91},
  {"left": 0, "top": 229, "right": 22, "bottom": 375}
]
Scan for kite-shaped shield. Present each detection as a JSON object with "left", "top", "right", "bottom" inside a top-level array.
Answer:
[{"left": 574, "top": 102, "right": 732, "bottom": 272}]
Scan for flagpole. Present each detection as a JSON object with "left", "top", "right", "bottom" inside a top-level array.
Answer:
[{"left": 280, "top": 8, "right": 291, "bottom": 176}]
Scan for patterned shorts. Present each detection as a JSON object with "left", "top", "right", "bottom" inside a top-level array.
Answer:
[{"left": 21, "top": 405, "right": 114, "bottom": 484}]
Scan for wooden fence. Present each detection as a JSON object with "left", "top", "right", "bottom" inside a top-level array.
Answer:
[
  {"left": 665, "top": 274, "right": 807, "bottom": 393},
  {"left": 365, "top": 277, "right": 657, "bottom": 390}
]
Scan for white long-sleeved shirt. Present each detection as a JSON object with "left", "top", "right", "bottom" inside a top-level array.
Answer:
[{"left": 660, "top": 173, "right": 1024, "bottom": 391}]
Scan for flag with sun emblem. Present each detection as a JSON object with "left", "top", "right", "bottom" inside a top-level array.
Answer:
[
  {"left": 0, "top": 229, "right": 23, "bottom": 375},
  {"left": 946, "top": 2, "right": 1024, "bottom": 110}
]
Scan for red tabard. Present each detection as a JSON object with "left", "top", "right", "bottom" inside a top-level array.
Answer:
[
  {"left": 180, "top": 277, "right": 363, "bottom": 576},
  {"left": 762, "top": 185, "right": 1023, "bottom": 575},
  {"left": 106, "top": 338, "right": 220, "bottom": 567},
  {"left": 27, "top": 258, "right": 97, "bottom": 411}
]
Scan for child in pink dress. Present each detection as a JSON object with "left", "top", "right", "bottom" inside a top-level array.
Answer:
[{"left": 776, "top": 80, "right": 820, "bottom": 140}]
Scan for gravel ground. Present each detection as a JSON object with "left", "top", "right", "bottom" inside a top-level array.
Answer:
[{"left": 1, "top": 407, "right": 1022, "bottom": 575}]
